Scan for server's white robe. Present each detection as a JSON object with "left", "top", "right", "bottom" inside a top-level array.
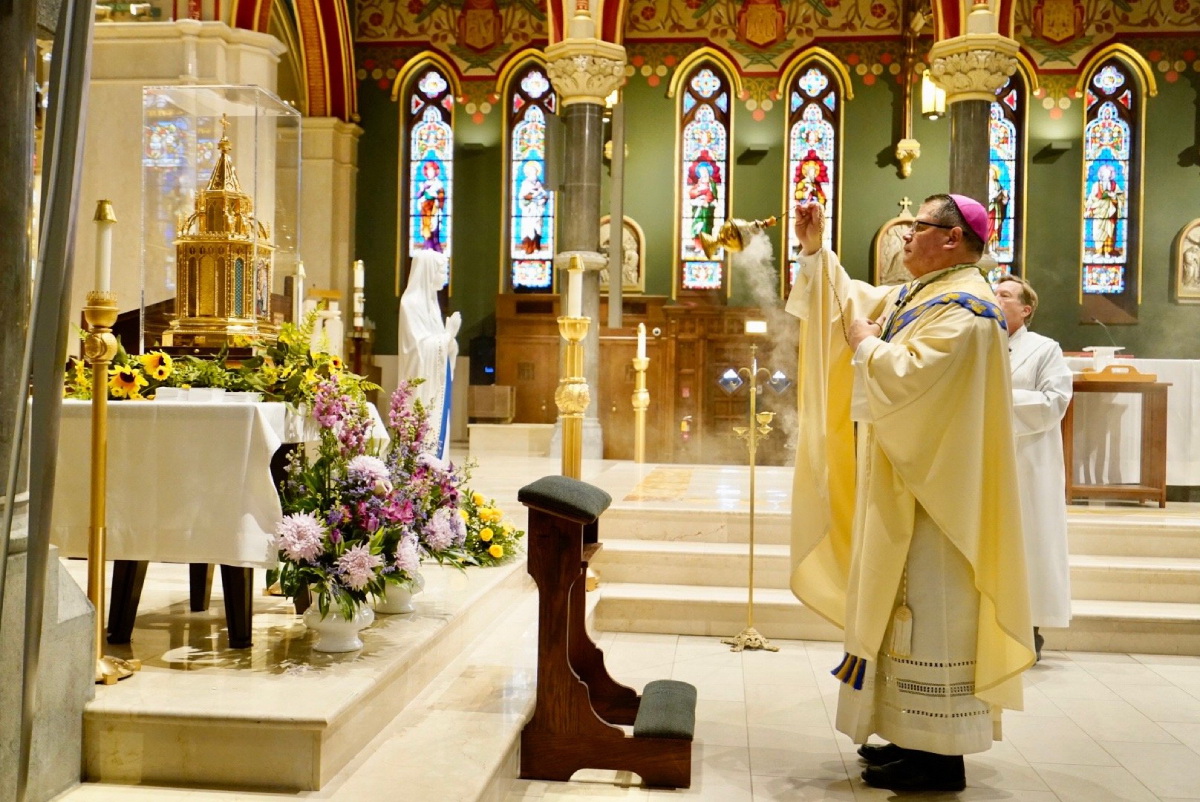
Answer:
[{"left": 1009, "top": 326, "right": 1073, "bottom": 628}]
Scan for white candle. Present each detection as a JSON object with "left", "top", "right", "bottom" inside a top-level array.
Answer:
[
  {"left": 353, "top": 259, "right": 364, "bottom": 290},
  {"left": 637, "top": 322, "right": 646, "bottom": 360},
  {"left": 93, "top": 200, "right": 115, "bottom": 293},
  {"left": 567, "top": 265, "right": 582, "bottom": 318}
]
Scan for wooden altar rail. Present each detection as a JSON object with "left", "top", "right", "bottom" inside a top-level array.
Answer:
[{"left": 518, "top": 475, "right": 697, "bottom": 788}]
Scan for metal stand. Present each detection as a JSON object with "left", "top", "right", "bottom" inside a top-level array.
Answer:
[
  {"left": 631, "top": 356, "right": 649, "bottom": 463},
  {"left": 83, "top": 290, "right": 140, "bottom": 684},
  {"left": 721, "top": 345, "right": 780, "bottom": 653}
]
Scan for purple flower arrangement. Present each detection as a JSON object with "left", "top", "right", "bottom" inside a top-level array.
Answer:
[{"left": 274, "top": 378, "right": 471, "bottom": 619}]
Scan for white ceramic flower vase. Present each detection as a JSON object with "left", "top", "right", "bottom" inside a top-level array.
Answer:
[
  {"left": 303, "top": 605, "right": 375, "bottom": 652},
  {"left": 373, "top": 574, "right": 424, "bottom": 615}
]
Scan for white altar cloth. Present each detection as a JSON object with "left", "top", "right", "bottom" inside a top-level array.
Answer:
[
  {"left": 52, "top": 401, "right": 285, "bottom": 568},
  {"left": 1064, "top": 357, "right": 1200, "bottom": 486}
]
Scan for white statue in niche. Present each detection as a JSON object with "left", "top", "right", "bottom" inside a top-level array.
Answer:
[
  {"left": 398, "top": 249, "right": 460, "bottom": 460},
  {"left": 598, "top": 215, "right": 646, "bottom": 293}
]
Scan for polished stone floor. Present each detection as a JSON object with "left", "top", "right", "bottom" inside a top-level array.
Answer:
[{"left": 52, "top": 452, "right": 1200, "bottom": 801}]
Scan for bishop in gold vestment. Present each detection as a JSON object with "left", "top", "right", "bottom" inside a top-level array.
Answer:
[{"left": 785, "top": 194, "right": 1035, "bottom": 792}]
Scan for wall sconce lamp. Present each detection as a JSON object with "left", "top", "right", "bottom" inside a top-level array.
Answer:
[{"left": 921, "top": 70, "right": 946, "bottom": 120}]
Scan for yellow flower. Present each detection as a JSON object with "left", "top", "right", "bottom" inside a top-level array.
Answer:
[
  {"left": 458, "top": 508, "right": 470, "bottom": 521},
  {"left": 480, "top": 507, "right": 501, "bottom": 523},
  {"left": 304, "top": 367, "right": 321, "bottom": 386},
  {"left": 138, "top": 351, "right": 174, "bottom": 381},
  {"left": 488, "top": 544, "right": 504, "bottom": 559},
  {"left": 328, "top": 355, "right": 343, "bottom": 372},
  {"left": 472, "top": 491, "right": 486, "bottom": 507},
  {"left": 109, "top": 365, "right": 148, "bottom": 399},
  {"left": 479, "top": 527, "right": 493, "bottom": 542}
]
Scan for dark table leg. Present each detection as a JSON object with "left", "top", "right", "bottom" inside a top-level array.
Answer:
[
  {"left": 189, "top": 563, "right": 214, "bottom": 611},
  {"left": 108, "top": 560, "right": 148, "bottom": 644},
  {"left": 220, "top": 565, "right": 254, "bottom": 649}
]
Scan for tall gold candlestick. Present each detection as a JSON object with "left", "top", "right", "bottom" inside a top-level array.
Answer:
[
  {"left": 555, "top": 316, "right": 590, "bottom": 479},
  {"left": 83, "top": 290, "right": 140, "bottom": 684},
  {"left": 721, "top": 345, "right": 780, "bottom": 653},
  {"left": 631, "top": 356, "right": 649, "bottom": 463}
]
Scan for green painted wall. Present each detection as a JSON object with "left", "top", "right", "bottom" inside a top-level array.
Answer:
[{"left": 356, "top": 54, "right": 1200, "bottom": 359}]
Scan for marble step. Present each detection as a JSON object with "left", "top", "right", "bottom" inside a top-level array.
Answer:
[
  {"left": 1067, "top": 507, "right": 1200, "bottom": 558},
  {"left": 601, "top": 505, "right": 792, "bottom": 545},
  {"left": 70, "top": 558, "right": 532, "bottom": 793},
  {"left": 1041, "top": 599, "right": 1200, "bottom": 656},
  {"left": 595, "top": 540, "right": 1200, "bottom": 606},
  {"left": 1071, "top": 554, "right": 1200, "bottom": 603},
  {"left": 593, "top": 582, "right": 843, "bottom": 643}
]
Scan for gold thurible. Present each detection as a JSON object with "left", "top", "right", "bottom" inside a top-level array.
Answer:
[
  {"left": 721, "top": 344, "right": 780, "bottom": 654},
  {"left": 82, "top": 286, "right": 140, "bottom": 684},
  {"left": 555, "top": 315, "right": 590, "bottom": 479},
  {"left": 631, "top": 357, "right": 649, "bottom": 463}
]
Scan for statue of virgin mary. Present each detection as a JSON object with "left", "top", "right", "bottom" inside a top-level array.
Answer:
[{"left": 398, "top": 250, "right": 460, "bottom": 460}]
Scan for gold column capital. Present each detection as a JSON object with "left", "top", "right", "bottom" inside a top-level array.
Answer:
[
  {"left": 928, "top": 33, "right": 1020, "bottom": 104},
  {"left": 545, "top": 39, "right": 627, "bottom": 107}
]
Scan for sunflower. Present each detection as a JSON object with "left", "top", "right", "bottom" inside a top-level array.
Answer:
[
  {"left": 138, "top": 351, "right": 174, "bottom": 381},
  {"left": 109, "top": 365, "right": 148, "bottom": 399}
]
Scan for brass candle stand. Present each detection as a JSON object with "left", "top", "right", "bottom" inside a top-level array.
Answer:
[
  {"left": 631, "top": 356, "right": 649, "bottom": 463},
  {"left": 721, "top": 345, "right": 781, "bottom": 653},
  {"left": 82, "top": 291, "right": 140, "bottom": 684},
  {"left": 555, "top": 316, "right": 590, "bottom": 479}
]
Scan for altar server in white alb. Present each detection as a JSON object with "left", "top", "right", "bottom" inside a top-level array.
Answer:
[
  {"left": 994, "top": 275, "right": 1073, "bottom": 661},
  {"left": 399, "top": 249, "right": 461, "bottom": 460}
]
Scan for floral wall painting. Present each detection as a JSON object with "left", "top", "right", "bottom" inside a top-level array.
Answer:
[
  {"left": 1174, "top": 218, "right": 1200, "bottom": 304},
  {"left": 598, "top": 215, "right": 646, "bottom": 294}
]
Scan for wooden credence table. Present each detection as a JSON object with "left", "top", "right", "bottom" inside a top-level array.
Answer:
[{"left": 1062, "top": 378, "right": 1171, "bottom": 507}]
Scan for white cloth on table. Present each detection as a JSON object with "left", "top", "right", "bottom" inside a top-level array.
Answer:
[
  {"left": 51, "top": 400, "right": 283, "bottom": 568},
  {"left": 1063, "top": 357, "right": 1199, "bottom": 486},
  {"left": 1010, "top": 328, "right": 1072, "bottom": 628}
]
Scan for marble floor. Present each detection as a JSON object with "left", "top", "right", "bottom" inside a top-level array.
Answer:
[{"left": 49, "top": 452, "right": 1200, "bottom": 801}]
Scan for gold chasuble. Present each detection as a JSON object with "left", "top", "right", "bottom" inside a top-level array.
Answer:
[{"left": 785, "top": 250, "right": 1034, "bottom": 747}]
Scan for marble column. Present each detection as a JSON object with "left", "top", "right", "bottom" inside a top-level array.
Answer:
[
  {"left": 0, "top": 0, "right": 37, "bottom": 508},
  {"left": 545, "top": 30, "right": 626, "bottom": 458},
  {"left": 929, "top": 12, "right": 1018, "bottom": 205}
]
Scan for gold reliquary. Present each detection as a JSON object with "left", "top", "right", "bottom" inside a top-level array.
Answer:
[{"left": 163, "top": 116, "right": 278, "bottom": 348}]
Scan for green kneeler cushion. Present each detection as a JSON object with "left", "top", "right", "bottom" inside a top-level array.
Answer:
[
  {"left": 633, "top": 679, "right": 698, "bottom": 740},
  {"left": 518, "top": 475, "right": 613, "bottom": 522}
]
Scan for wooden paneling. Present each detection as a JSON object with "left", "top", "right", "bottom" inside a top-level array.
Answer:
[{"left": 496, "top": 294, "right": 796, "bottom": 464}]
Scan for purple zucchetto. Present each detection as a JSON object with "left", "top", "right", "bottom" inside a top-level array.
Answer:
[{"left": 948, "top": 193, "right": 991, "bottom": 244}]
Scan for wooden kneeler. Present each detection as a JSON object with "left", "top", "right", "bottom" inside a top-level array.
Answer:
[{"left": 518, "top": 476, "right": 698, "bottom": 789}]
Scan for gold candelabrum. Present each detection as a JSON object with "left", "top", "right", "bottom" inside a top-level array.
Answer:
[
  {"left": 721, "top": 344, "right": 782, "bottom": 653},
  {"left": 82, "top": 288, "right": 141, "bottom": 684},
  {"left": 555, "top": 315, "right": 590, "bottom": 479},
  {"left": 631, "top": 356, "right": 649, "bottom": 463},
  {"left": 698, "top": 215, "right": 779, "bottom": 259}
]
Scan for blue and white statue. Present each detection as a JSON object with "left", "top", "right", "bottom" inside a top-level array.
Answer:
[{"left": 398, "top": 249, "right": 460, "bottom": 460}]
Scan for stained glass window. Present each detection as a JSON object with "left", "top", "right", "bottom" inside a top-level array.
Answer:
[
  {"left": 405, "top": 66, "right": 454, "bottom": 288},
  {"left": 507, "top": 63, "right": 557, "bottom": 292},
  {"left": 678, "top": 65, "right": 730, "bottom": 292},
  {"left": 1081, "top": 60, "right": 1137, "bottom": 299},
  {"left": 987, "top": 76, "right": 1025, "bottom": 282},
  {"left": 785, "top": 63, "right": 840, "bottom": 290}
]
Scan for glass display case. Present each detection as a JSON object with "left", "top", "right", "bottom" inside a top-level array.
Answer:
[{"left": 140, "top": 84, "right": 300, "bottom": 351}]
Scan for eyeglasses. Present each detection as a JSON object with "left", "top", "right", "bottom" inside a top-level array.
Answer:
[{"left": 907, "top": 219, "right": 957, "bottom": 234}]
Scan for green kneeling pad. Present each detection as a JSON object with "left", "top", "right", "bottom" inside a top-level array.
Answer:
[
  {"left": 633, "top": 679, "right": 698, "bottom": 740},
  {"left": 518, "top": 475, "right": 612, "bottom": 522}
]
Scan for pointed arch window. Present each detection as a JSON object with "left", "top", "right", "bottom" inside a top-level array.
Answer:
[
  {"left": 506, "top": 62, "right": 558, "bottom": 292},
  {"left": 678, "top": 64, "right": 731, "bottom": 295},
  {"left": 988, "top": 75, "right": 1025, "bottom": 282},
  {"left": 405, "top": 67, "right": 454, "bottom": 288},
  {"left": 1081, "top": 58, "right": 1142, "bottom": 320},
  {"left": 785, "top": 62, "right": 841, "bottom": 292}
]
